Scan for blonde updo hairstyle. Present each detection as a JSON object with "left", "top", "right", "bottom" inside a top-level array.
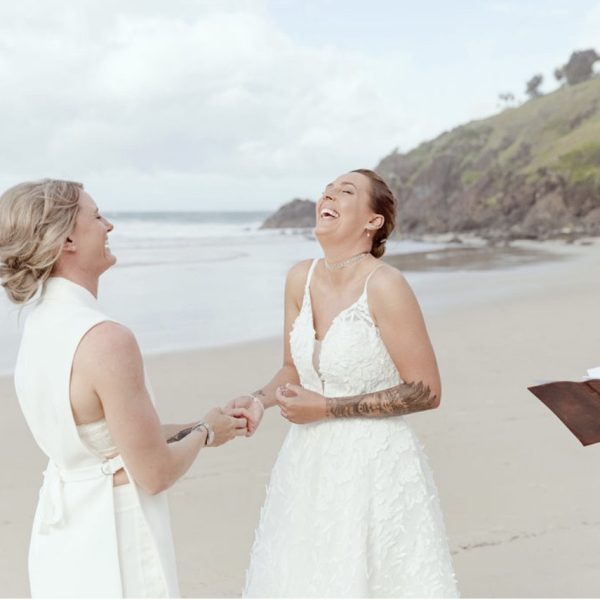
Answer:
[
  {"left": 0, "top": 179, "right": 82, "bottom": 304},
  {"left": 351, "top": 169, "right": 396, "bottom": 259}
]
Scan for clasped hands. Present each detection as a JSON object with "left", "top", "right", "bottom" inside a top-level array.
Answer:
[{"left": 223, "top": 384, "right": 327, "bottom": 436}]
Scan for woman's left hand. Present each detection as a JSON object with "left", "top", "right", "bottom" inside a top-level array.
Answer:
[{"left": 275, "top": 384, "right": 327, "bottom": 424}]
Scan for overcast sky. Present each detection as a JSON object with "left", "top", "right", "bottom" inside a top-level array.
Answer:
[{"left": 0, "top": 0, "right": 598, "bottom": 211}]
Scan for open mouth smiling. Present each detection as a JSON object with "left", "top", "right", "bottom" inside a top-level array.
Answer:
[{"left": 319, "top": 207, "right": 340, "bottom": 220}]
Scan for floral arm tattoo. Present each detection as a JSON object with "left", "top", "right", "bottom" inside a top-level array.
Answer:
[{"left": 325, "top": 381, "right": 438, "bottom": 419}]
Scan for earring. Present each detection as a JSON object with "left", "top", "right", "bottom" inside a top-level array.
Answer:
[{"left": 367, "top": 232, "right": 371, "bottom": 238}]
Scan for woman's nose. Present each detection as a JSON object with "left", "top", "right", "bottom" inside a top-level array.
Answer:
[{"left": 105, "top": 219, "right": 114, "bottom": 232}]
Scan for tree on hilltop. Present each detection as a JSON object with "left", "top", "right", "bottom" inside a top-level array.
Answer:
[
  {"left": 554, "top": 49, "right": 599, "bottom": 86},
  {"left": 525, "top": 74, "right": 543, "bottom": 99},
  {"left": 497, "top": 91, "right": 516, "bottom": 109}
]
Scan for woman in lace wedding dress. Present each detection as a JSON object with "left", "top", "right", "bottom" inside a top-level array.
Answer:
[{"left": 230, "top": 169, "right": 458, "bottom": 598}]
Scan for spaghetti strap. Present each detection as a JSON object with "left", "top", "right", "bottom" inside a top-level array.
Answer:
[
  {"left": 362, "top": 264, "right": 385, "bottom": 294},
  {"left": 304, "top": 259, "right": 319, "bottom": 295}
]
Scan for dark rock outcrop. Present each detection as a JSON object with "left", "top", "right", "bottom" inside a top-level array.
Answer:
[{"left": 261, "top": 198, "right": 316, "bottom": 229}]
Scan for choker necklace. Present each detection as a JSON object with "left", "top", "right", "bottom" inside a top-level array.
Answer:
[{"left": 325, "top": 252, "right": 369, "bottom": 271}]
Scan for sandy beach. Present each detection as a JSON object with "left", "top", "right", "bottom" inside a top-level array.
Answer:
[{"left": 1, "top": 239, "right": 600, "bottom": 597}]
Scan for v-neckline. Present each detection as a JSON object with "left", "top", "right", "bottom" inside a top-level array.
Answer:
[
  {"left": 306, "top": 286, "right": 366, "bottom": 345},
  {"left": 293, "top": 258, "right": 382, "bottom": 389},
  {"left": 302, "top": 286, "right": 367, "bottom": 389}
]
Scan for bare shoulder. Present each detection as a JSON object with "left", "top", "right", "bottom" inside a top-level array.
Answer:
[
  {"left": 76, "top": 321, "right": 142, "bottom": 370},
  {"left": 287, "top": 259, "right": 313, "bottom": 282},
  {"left": 285, "top": 259, "right": 314, "bottom": 294},
  {"left": 368, "top": 263, "right": 413, "bottom": 298},
  {"left": 367, "top": 263, "right": 422, "bottom": 319}
]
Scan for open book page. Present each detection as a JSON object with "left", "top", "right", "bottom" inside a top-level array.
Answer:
[
  {"left": 533, "top": 366, "right": 600, "bottom": 386},
  {"left": 584, "top": 366, "right": 600, "bottom": 380}
]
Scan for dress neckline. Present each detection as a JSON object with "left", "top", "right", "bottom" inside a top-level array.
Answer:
[
  {"left": 295, "top": 259, "right": 384, "bottom": 388},
  {"left": 307, "top": 289, "right": 367, "bottom": 344},
  {"left": 303, "top": 258, "right": 382, "bottom": 344}
]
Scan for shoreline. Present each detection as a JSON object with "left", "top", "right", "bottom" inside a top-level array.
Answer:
[{"left": 0, "top": 238, "right": 578, "bottom": 379}]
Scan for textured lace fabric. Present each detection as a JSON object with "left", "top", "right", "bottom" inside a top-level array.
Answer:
[{"left": 244, "top": 259, "right": 459, "bottom": 598}]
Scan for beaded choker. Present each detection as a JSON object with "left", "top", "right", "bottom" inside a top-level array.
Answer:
[{"left": 324, "top": 252, "right": 369, "bottom": 271}]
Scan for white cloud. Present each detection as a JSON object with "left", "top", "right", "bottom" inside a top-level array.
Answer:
[
  {"left": 1, "top": 1, "right": 593, "bottom": 211},
  {"left": 0, "top": 1, "right": 417, "bottom": 210}
]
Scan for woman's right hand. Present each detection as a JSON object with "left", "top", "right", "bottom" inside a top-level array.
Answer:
[
  {"left": 202, "top": 407, "right": 247, "bottom": 447},
  {"left": 224, "top": 395, "right": 265, "bottom": 436}
]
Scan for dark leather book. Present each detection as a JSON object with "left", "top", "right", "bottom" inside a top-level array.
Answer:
[{"left": 528, "top": 379, "right": 600, "bottom": 446}]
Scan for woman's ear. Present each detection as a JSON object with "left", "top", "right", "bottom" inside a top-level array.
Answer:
[
  {"left": 366, "top": 214, "right": 384, "bottom": 232},
  {"left": 63, "top": 237, "right": 76, "bottom": 253}
]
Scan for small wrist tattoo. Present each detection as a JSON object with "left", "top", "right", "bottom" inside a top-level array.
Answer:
[{"left": 167, "top": 425, "right": 195, "bottom": 444}]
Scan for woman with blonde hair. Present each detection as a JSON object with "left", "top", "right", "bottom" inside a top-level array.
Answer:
[
  {"left": 0, "top": 179, "right": 248, "bottom": 598},
  {"left": 231, "top": 169, "right": 458, "bottom": 598}
]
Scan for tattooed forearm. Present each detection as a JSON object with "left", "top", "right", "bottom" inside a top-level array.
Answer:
[
  {"left": 325, "top": 381, "right": 438, "bottom": 419},
  {"left": 167, "top": 425, "right": 195, "bottom": 444}
]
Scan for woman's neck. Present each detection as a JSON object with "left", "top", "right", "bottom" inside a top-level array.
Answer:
[
  {"left": 320, "top": 239, "right": 371, "bottom": 265},
  {"left": 319, "top": 244, "right": 374, "bottom": 286},
  {"left": 51, "top": 267, "right": 99, "bottom": 299}
]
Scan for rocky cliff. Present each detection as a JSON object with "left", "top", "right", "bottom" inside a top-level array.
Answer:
[
  {"left": 260, "top": 198, "right": 316, "bottom": 229},
  {"left": 375, "top": 76, "right": 600, "bottom": 239}
]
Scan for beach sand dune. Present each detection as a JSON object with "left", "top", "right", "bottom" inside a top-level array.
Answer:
[{"left": 1, "top": 240, "right": 599, "bottom": 597}]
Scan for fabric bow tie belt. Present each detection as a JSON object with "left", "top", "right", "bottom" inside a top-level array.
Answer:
[{"left": 38, "top": 455, "right": 125, "bottom": 534}]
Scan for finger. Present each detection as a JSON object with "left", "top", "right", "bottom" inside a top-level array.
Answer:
[
  {"left": 230, "top": 416, "right": 247, "bottom": 428},
  {"left": 284, "top": 383, "right": 303, "bottom": 396},
  {"left": 229, "top": 407, "right": 252, "bottom": 421},
  {"left": 278, "top": 384, "right": 296, "bottom": 398},
  {"left": 233, "top": 396, "right": 252, "bottom": 409},
  {"left": 275, "top": 387, "right": 289, "bottom": 406},
  {"left": 227, "top": 412, "right": 246, "bottom": 428},
  {"left": 234, "top": 428, "right": 248, "bottom": 437}
]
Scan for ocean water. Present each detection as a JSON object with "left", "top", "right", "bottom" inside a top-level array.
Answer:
[{"left": 0, "top": 211, "right": 446, "bottom": 375}]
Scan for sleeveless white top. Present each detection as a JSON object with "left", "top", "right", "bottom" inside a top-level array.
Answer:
[
  {"left": 14, "top": 277, "right": 180, "bottom": 598},
  {"left": 244, "top": 259, "right": 458, "bottom": 597}
]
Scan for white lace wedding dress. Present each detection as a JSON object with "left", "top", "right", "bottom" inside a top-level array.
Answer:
[{"left": 243, "top": 259, "right": 458, "bottom": 598}]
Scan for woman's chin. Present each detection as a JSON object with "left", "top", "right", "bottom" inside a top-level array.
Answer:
[
  {"left": 314, "top": 221, "right": 339, "bottom": 237},
  {"left": 104, "top": 251, "right": 117, "bottom": 268}
]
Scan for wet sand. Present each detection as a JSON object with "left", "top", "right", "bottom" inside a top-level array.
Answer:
[{"left": 384, "top": 242, "right": 564, "bottom": 272}]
